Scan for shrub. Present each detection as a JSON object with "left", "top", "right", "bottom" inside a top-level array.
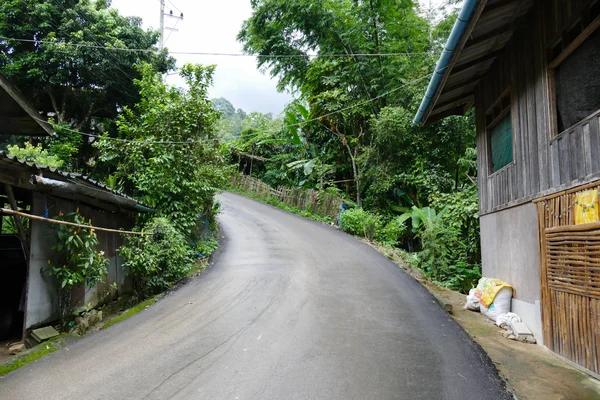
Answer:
[
  {"left": 376, "top": 215, "right": 410, "bottom": 245},
  {"left": 429, "top": 184, "right": 480, "bottom": 265},
  {"left": 340, "top": 208, "right": 382, "bottom": 241},
  {"left": 120, "top": 217, "right": 194, "bottom": 298},
  {"left": 7, "top": 142, "right": 63, "bottom": 168},
  {"left": 44, "top": 210, "right": 109, "bottom": 324},
  {"left": 412, "top": 205, "right": 480, "bottom": 293}
]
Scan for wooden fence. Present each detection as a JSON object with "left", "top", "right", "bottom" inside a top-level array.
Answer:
[{"left": 231, "top": 174, "right": 344, "bottom": 222}]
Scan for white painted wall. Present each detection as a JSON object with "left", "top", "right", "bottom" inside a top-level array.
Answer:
[{"left": 480, "top": 202, "right": 543, "bottom": 343}]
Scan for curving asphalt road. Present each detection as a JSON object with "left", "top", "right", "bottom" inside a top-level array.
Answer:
[{"left": 1, "top": 192, "right": 512, "bottom": 399}]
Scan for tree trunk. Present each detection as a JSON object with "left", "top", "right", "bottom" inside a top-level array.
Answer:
[
  {"left": 47, "top": 88, "right": 63, "bottom": 123},
  {"left": 344, "top": 142, "right": 361, "bottom": 207}
]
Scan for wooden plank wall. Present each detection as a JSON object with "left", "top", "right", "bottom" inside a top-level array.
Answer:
[{"left": 476, "top": 0, "right": 599, "bottom": 215}]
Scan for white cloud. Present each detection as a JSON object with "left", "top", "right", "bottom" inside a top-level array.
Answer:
[{"left": 110, "top": 0, "right": 294, "bottom": 115}]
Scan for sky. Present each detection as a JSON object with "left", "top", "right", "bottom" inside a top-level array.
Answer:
[
  {"left": 111, "top": 0, "right": 294, "bottom": 115},
  {"left": 111, "top": 0, "right": 452, "bottom": 116}
]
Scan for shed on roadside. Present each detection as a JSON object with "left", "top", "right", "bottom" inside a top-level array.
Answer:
[
  {"left": 0, "top": 153, "right": 151, "bottom": 338},
  {"left": 0, "top": 73, "right": 150, "bottom": 342},
  {"left": 414, "top": 0, "right": 600, "bottom": 377}
]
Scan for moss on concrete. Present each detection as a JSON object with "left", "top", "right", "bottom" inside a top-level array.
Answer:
[
  {"left": 100, "top": 296, "right": 158, "bottom": 330},
  {"left": 0, "top": 334, "right": 69, "bottom": 377}
]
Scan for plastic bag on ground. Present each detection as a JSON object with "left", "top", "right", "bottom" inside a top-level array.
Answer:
[
  {"left": 464, "top": 288, "right": 480, "bottom": 311},
  {"left": 496, "top": 312, "right": 521, "bottom": 328},
  {"left": 479, "top": 287, "right": 513, "bottom": 322}
]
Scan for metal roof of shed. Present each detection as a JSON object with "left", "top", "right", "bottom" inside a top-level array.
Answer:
[
  {"left": 414, "top": 0, "right": 535, "bottom": 125},
  {"left": 0, "top": 152, "right": 152, "bottom": 212}
]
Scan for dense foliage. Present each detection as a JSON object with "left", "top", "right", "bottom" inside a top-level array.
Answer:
[
  {"left": 96, "top": 63, "right": 230, "bottom": 238},
  {"left": 94, "top": 63, "right": 229, "bottom": 296},
  {"left": 231, "top": 0, "right": 481, "bottom": 292},
  {"left": 0, "top": 0, "right": 175, "bottom": 172},
  {"left": 0, "top": 0, "right": 174, "bottom": 128},
  {"left": 119, "top": 218, "right": 194, "bottom": 298}
]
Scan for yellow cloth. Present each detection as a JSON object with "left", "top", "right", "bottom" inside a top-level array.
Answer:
[
  {"left": 574, "top": 190, "right": 599, "bottom": 225},
  {"left": 474, "top": 278, "right": 513, "bottom": 308}
]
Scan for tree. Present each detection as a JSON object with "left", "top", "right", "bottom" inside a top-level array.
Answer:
[
  {"left": 96, "top": 63, "right": 229, "bottom": 238},
  {"left": 238, "top": 0, "right": 435, "bottom": 205},
  {"left": 0, "top": 0, "right": 175, "bottom": 130},
  {"left": 212, "top": 97, "right": 236, "bottom": 118}
]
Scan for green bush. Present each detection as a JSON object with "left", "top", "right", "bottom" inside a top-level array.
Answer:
[
  {"left": 376, "top": 215, "right": 410, "bottom": 245},
  {"left": 429, "top": 184, "right": 480, "bottom": 266},
  {"left": 7, "top": 142, "right": 63, "bottom": 168},
  {"left": 340, "top": 208, "right": 382, "bottom": 241},
  {"left": 120, "top": 217, "right": 194, "bottom": 298},
  {"left": 411, "top": 205, "right": 480, "bottom": 293}
]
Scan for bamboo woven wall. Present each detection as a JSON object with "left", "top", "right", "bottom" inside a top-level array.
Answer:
[
  {"left": 231, "top": 174, "right": 344, "bottom": 222},
  {"left": 535, "top": 180, "right": 600, "bottom": 375}
]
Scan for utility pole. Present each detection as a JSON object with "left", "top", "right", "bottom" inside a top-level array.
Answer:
[
  {"left": 159, "top": 0, "right": 165, "bottom": 49},
  {"left": 159, "top": 0, "right": 184, "bottom": 50}
]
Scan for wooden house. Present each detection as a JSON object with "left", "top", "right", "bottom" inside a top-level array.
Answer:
[{"left": 414, "top": 0, "right": 600, "bottom": 376}]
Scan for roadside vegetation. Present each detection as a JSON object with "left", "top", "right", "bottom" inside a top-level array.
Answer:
[
  {"left": 223, "top": 0, "right": 481, "bottom": 292},
  {"left": 0, "top": 0, "right": 479, "bottom": 330},
  {"left": 0, "top": 2, "right": 226, "bottom": 334}
]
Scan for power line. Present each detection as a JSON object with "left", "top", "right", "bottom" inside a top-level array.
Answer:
[
  {"left": 36, "top": 117, "right": 223, "bottom": 144},
  {"left": 14, "top": 0, "right": 140, "bottom": 101},
  {"left": 282, "top": 72, "right": 435, "bottom": 128},
  {"left": 33, "top": 71, "right": 436, "bottom": 145},
  {"left": 0, "top": 36, "right": 438, "bottom": 58},
  {"left": 167, "top": 0, "right": 183, "bottom": 14}
]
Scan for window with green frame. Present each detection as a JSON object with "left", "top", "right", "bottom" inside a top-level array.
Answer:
[
  {"left": 486, "top": 88, "right": 513, "bottom": 173},
  {"left": 489, "top": 114, "right": 513, "bottom": 173}
]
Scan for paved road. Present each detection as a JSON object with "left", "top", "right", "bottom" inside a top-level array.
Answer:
[{"left": 1, "top": 193, "right": 511, "bottom": 399}]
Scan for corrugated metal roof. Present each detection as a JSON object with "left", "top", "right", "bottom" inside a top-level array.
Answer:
[
  {"left": 414, "top": 0, "right": 535, "bottom": 124},
  {"left": 0, "top": 151, "right": 151, "bottom": 210}
]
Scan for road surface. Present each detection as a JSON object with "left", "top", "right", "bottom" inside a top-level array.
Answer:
[{"left": 1, "top": 192, "right": 512, "bottom": 399}]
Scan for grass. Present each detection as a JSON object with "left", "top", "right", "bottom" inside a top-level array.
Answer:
[
  {"left": 0, "top": 335, "right": 67, "bottom": 377},
  {"left": 0, "top": 296, "right": 161, "bottom": 377},
  {"left": 100, "top": 296, "right": 159, "bottom": 330}
]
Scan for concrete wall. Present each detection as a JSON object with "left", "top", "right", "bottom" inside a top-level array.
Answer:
[
  {"left": 480, "top": 202, "right": 543, "bottom": 343},
  {"left": 26, "top": 193, "right": 133, "bottom": 329}
]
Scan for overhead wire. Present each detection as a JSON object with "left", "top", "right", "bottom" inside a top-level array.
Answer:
[
  {"left": 166, "top": 0, "right": 183, "bottom": 14},
  {"left": 33, "top": 71, "right": 438, "bottom": 145},
  {"left": 0, "top": 36, "right": 438, "bottom": 58},
  {"left": 55, "top": 0, "right": 141, "bottom": 92},
  {"left": 14, "top": 0, "right": 140, "bottom": 100}
]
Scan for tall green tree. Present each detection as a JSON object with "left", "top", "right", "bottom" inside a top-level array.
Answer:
[
  {"left": 0, "top": 0, "right": 175, "bottom": 130},
  {"left": 96, "top": 63, "right": 229, "bottom": 238},
  {"left": 238, "top": 0, "right": 434, "bottom": 205}
]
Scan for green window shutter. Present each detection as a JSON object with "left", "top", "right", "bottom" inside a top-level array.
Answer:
[{"left": 490, "top": 114, "right": 513, "bottom": 173}]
